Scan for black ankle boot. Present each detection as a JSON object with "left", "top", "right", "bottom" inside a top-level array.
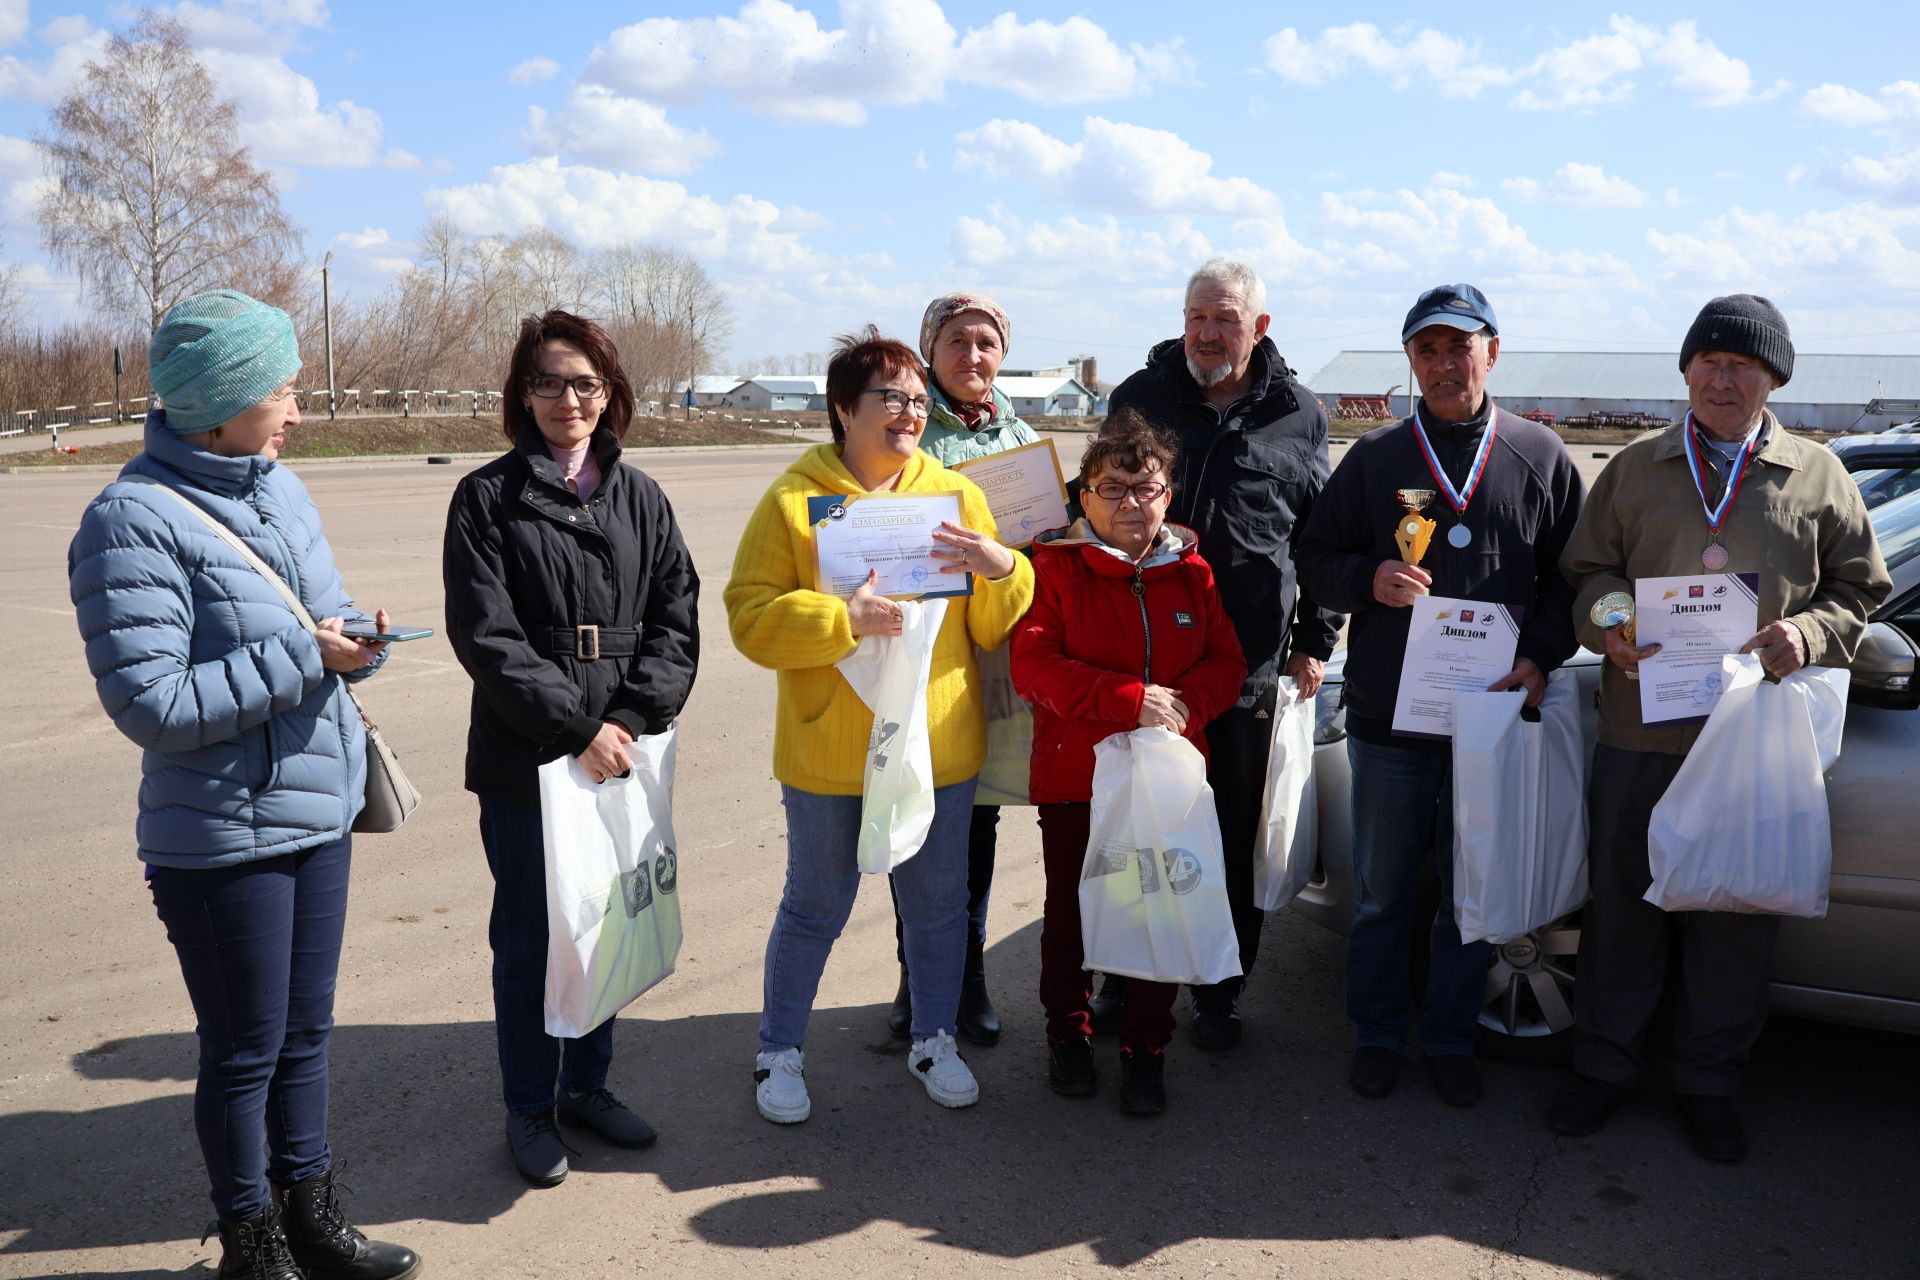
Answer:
[
  {"left": 279, "top": 1167, "right": 421, "bottom": 1280},
  {"left": 886, "top": 963, "right": 912, "bottom": 1038},
  {"left": 956, "top": 935, "right": 1001, "bottom": 1046},
  {"left": 209, "top": 1202, "right": 306, "bottom": 1280}
]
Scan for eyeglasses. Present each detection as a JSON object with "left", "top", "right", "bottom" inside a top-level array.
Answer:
[
  {"left": 528, "top": 374, "right": 610, "bottom": 400},
  {"left": 862, "top": 388, "right": 931, "bottom": 417},
  {"left": 1087, "top": 479, "right": 1170, "bottom": 503}
]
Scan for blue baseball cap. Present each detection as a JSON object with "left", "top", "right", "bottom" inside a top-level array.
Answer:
[{"left": 1401, "top": 283, "right": 1498, "bottom": 344}]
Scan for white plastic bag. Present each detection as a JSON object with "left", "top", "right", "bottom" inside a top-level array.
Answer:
[
  {"left": 1451, "top": 669, "right": 1589, "bottom": 944},
  {"left": 1645, "top": 655, "right": 1851, "bottom": 917},
  {"left": 972, "top": 643, "right": 1035, "bottom": 807},
  {"left": 539, "top": 728, "right": 683, "bottom": 1038},
  {"left": 835, "top": 598, "right": 949, "bottom": 873},
  {"left": 1252, "top": 677, "right": 1319, "bottom": 912},
  {"left": 1079, "top": 727, "right": 1242, "bottom": 985}
]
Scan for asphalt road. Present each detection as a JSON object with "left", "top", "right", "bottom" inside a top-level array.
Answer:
[{"left": 0, "top": 437, "right": 1914, "bottom": 1280}]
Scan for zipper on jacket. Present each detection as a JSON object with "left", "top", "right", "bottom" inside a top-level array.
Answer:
[{"left": 1132, "top": 567, "right": 1152, "bottom": 684}]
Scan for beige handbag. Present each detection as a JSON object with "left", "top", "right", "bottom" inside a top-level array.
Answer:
[{"left": 125, "top": 476, "right": 421, "bottom": 833}]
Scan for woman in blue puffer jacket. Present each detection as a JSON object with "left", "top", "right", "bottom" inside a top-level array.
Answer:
[{"left": 67, "top": 291, "right": 419, "bottom": 1280}]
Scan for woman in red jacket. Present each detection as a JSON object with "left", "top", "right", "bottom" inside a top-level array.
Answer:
[{"left": 1011, "top": 414, "right": 1247, "bottom": 1114}]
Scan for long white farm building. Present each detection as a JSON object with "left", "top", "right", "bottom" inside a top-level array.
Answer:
[{"left": 1305, "top": 351, "right": 1920, "bottom": 433}]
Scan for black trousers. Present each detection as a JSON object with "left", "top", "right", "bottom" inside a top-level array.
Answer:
[
  {"left": 1572, "top": 744, "right": 1781, "bottom": 1097},
  {"left": 1193, "top": 687, "right": 1279, "bottom": 1005}
]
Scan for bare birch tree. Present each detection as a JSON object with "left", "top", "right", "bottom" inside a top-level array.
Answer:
[{"left": 36, "top": 12, "right": 303, "bottom": 332}]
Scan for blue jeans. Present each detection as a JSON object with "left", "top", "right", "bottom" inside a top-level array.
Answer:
[
  {"left": 1345, "top": 737, "right": 1490, "bottom": 1056},
  {"left": 762, "top": 779, "right": 976, "bottom": 1050},
  {"left": 148, "top": 838, "right": 351, "bottom": 1221},
  {"left": 479, "top": 793, "right": 614, "bottom": 1115}
]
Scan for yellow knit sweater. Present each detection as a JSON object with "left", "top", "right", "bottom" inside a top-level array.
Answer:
[{"left": 725, "top": 443, "right": 1036, "bottom": 795}]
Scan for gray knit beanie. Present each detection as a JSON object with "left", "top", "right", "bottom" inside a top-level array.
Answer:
[{"left": 1678, "top": 294, "right": 1794, "bottom": 386}]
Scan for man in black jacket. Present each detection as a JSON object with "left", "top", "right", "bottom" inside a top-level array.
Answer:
[
  {"left": 1296, "top": 283, "right": 1583, "bottom": 1107},
  {"left": 1104, "top": 256, "right": 1343, "bottom": 1050}
]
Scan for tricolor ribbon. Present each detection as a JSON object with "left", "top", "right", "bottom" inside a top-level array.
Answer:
[
  {"left": 1683, "top": 411, "right": 1761, "bottom": 534},
  {"left": 1411, "top": 407, "right": 1497, "bottom": 517}
]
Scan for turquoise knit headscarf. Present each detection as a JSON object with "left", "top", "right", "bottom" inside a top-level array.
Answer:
[{"left": 149, "top": 290, "right": 303, "bottom": 434}]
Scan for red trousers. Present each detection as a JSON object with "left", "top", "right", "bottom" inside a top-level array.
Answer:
[{"left": 1038, "top": 803, "right": 1177, "bottom": 1051}]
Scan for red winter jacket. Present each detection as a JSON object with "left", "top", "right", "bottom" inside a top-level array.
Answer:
[{"left": 1011, "top": 520, "right": 1248, "bottom": 804}]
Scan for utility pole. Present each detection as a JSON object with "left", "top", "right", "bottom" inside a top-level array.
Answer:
[
  {"left": 113, "top": 346, "right": 123, "bottom": 422},
  {"left": 322, "top": 251, "right": 337, "bottom": 419}
]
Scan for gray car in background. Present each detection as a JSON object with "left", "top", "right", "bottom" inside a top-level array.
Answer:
[{"left": 1290, "top": 475, "right": 1920, "bottom": 1060}]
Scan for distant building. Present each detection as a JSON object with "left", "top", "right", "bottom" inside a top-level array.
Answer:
[
  {"left": 674, "top": 375, "right": 746, "bottom": 408},
  {"left": 995, "top": 375, "right": 1096, "bottom": 418},
  {"left": 1305, "top": 351, "right": 1920, "bottom": 433},
  {"left": 729, "top": 376, "right": 828, "bottom": 412}
]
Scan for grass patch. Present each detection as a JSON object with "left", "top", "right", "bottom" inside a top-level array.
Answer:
[{"left": 6, "top": 413, "right": 797, "bottom": 468}]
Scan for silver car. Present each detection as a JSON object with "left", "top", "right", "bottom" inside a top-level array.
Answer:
[{"left": 1291, "top": 479, "right": 1920, "bottom": 1059}]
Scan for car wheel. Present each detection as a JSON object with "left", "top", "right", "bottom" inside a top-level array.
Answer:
[{"left": 1476, "top": 916, "right": 1579, "bottom": 1065}]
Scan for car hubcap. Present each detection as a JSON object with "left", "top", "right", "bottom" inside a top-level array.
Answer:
[{"left": 1479, "top": 920, "right": 1579, "bottom": 1039}]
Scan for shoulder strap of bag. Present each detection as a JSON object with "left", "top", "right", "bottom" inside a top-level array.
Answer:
[{"left": 122, "top": 474, "right": 375, "bottom": 721}]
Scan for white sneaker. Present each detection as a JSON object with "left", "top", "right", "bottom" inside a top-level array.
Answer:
[
  {"left": 755, "top": 1048, "right": 810, "bottom": 1124},
  {"left": 908, "top": 1031, "right": 980, "bottom": 1109}
]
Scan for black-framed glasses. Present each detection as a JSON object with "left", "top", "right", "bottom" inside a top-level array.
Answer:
[
  {"left": 528, "top": 374, "right": 609, "bottom": 400},
  {"left": 862, "top": 388, "right": 931, "bottom": 417},
  {"left": 1088, "top": 479, "right": 1170, "bottom": 503}
]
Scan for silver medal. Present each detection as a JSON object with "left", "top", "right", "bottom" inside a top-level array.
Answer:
[
  {"left": 1447, "top": 523, "right": 1471, "bottom": 549},
  {"left": 1701, "top": 542, "right": 1729, "bottom": 571}
]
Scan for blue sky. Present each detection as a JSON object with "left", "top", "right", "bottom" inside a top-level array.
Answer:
[{"left": 2, "top": 1, "right": 1917, "bottom": 385}]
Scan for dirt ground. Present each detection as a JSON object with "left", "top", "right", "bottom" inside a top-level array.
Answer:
[{"left": 1, "top": 440, "right": 1915, "bottom": 1280}]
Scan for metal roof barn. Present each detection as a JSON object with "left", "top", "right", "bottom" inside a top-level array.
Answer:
[{"left": 1303, "top": 351, "right": 1920, "bottom": 433}]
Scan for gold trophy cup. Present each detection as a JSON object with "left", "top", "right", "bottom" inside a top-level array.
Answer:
[{"left": 1394, "top": 489, "right": 1437, "bottom": 566}]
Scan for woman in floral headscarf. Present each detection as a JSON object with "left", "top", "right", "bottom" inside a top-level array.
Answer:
[{"left": 880, "top": 292, "right": 1042, "bottom": 1046}]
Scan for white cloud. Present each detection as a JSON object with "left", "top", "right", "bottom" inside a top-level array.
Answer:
[
  {"left": 952, "top": 206, "right": 1214, "bottom": 284},
  {"left": 1262, "top": 23, "right": 1511, "bottom": 98},
  {"left": 913, "top": 149, "right": 927, "bottom": 172},
  {"left": 1501, "top": 162, "right": 1645, "bottom": 209},
  {"left": 1262, "top": 17, "right": 1783, "bottom": 112},
  {"left": 954, "top": 116, "right": 1280, "bottom": 217},
  {"left": 954, "top": 16, "right": 1187, "bottom": 104},
  {"left": 508, "top": 55, "right": 560, "bottom": 87},
  {"left": 0, "top": 18, "right": 109, "bottom": 103},
  {"left": 424, "top": 157, "right": 822, "bottom": 274},
  {"left": 196, "top": 47, "right": 393, "bottom": 168},
  {"left": 581, "top": 0, "right": 1182, "bottom": 126},
  {"left": 1796, "top": 80, "right": 1920, "bottom": 200},
  {"left": 1646, "top": 204, "right": 1920, "bottom": 298},
  {"left": 524, "top": 85, "right": 721, "bottom": 174},
  {"left": 0, "top": 1, "right": 28, "bottom": 47},
  {"left": 332, "top": 226, "right": 388, "bottom": 249}
]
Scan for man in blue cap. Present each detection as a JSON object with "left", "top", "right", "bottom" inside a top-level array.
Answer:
[{"left": 1296, "top": 283, "right": 1585, "bottom": 1106}]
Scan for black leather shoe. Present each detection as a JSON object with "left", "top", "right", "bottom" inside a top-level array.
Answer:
[
  {"left": 1087, "top": 973, "right": 1125, "bottom": 1036},
  {"left": 558, "top": 1087, "right": 658, "bottom": 1148},
  {"left": 1349, "top": 1046, "right": 1401, "bottom": 1098},
  {"left": 1046, "top": 1034, "right": 1098, "bottom": 1097},
  {"left": 506, "top": 1109, "right": 569, "bottom": 1188},
  {"left": 1189, "top": 994, "right": 1242, "bottom": 1052},
  {"left": 279, "top": 1167, "right": 420, "bottom": 1280},
  {"left": 1548, "top": 1074, "right": 1629, "bottom": 1136},
  {"left": 956, "top": 935, "right": 1001, "bottom": 1046},
  {"left": 886, "top": 964, "right": 912, "bottom": 1039},
  {"left": 1118, "top": 1048, "right": 1166, "bottom": 1116},
  {"left": 1678, "top": 1094, "right": 1748, "bottom": 1164},
  {"left": 1425, "top": 1054, "right": 1483, "bottom": 1108},
  {"left": 209, "top": 1202, "right": 304, "bottom": 1280}
]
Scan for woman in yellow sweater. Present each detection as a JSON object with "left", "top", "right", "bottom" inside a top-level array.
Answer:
[{"left": 725, "top": 325, "right": 1034, "bottom": 1124}]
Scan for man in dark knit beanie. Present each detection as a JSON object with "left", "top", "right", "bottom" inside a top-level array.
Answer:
[
  {"left": 1553, "top": 294, "right": 1890, "bottom": 1165},
  {"left": 1677, "top": 294, "right": 1795, "bottom": 386}
]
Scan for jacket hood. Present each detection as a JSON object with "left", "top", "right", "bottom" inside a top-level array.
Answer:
[
  {"left": 785, "top": 440, "right": 937, "bottom": 493},
  {"left": 1035, "top": 516, "right": 1197, "bottom": 572},
  {"left": 129, "top": 409, "right": 273, "bottom": 497},
  {"left": 1144, "top": 334, "right": 1282, "bottom": 403}
]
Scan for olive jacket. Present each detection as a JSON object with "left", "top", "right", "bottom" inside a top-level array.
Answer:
[{"left": 1560, "top": 412, "right": 1891, "bottom": 755}]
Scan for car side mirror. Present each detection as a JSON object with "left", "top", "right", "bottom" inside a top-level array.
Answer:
[{"left": 1848, "top": 620, "right": 1920, "bottom": 710}]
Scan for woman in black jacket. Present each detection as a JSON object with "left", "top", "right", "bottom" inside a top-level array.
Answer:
[{"left": 443, "top": 310, "right": 700, "bottom": 1187}]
